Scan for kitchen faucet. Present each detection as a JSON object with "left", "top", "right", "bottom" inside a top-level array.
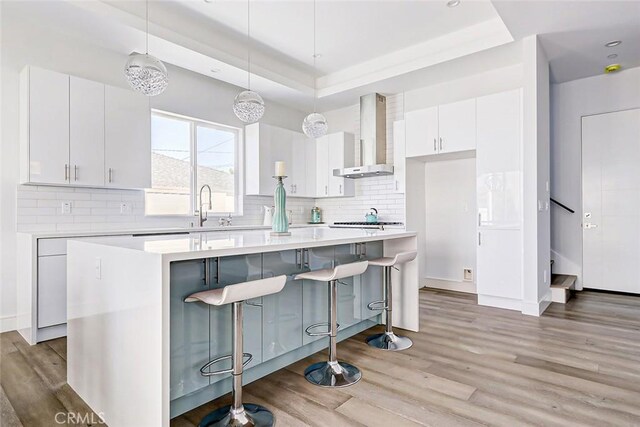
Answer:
[{"left": 198, "top": 184, "right": 212, "bottom": 227}]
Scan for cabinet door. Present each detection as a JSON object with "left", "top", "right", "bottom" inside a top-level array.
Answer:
[
  {"left": 477, "top": 229, "right": 522, "bottom": 300},
  {"left": 304, "top": 136, "right": 317, "bottom": 197},
  {"left": 315, "top": 135, "right": 329, "bottom": 197},
  {"left": 405, "top": 107, "right": 438, "bottom": 158},
  {"left": 105, "top": 85, "right": 151, "bottom": 189},
  {"left": 262, "top": 251, "right": 303, "bottom": 361},
  {"left": 438, "top": 99, "right": 476, "bottom": 154},
  {"left": 357, "top": 241, "right": 384, "bottom": 319},
  {"left": 70, "top": 76, "right": 105, "bottom": 186},
  {"left": 37, "top": 255, "right": 67, "bottom": 328},
  {"left": 170, "top": 259, "right": 210, "bottom": 400},
  {"left": 328, "top": 132, "right": 355, "bottom": 197},
  {"left": 290, "top": 132, "right": 307, "bottom": 197},
  {"left": 27, "top": 67, "right": 70, "bottom": 185},
  {"left": 477, "top": 89, "right": 522, "bottom": 228},
  {"left": 334, "top": 244, "right": 362, "bottom": 329},
  {"left": 302, "top": 246, "right": 334, "bottom": 345},
  {"left": 393, "top": 120, "right": 406, "bottom": 193}
]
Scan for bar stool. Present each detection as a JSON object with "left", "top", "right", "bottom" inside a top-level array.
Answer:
[
  {"left": 294, "top": 260, "right": 369, "bottom": 387},
  {"left": 185, "top": 274, "right": 287, "bottom": 427},
  {"left": 365, "top": 251, "right": 417, "bottom": 351}
]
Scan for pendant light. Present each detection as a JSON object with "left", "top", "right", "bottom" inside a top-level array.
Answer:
[
  {"left": 124, "top": 0, "right": 168, "bottom": 96},
  {"left": 302, "top": 0, "right": 328, "bottom": 138},
  {"left": 233, "top": 0, "right": 265, "bottom": 123}
]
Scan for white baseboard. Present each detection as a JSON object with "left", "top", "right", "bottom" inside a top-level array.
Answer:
[
  {"left": 423, "top": 278, "right": 476, "bottom": 294},
  {"left": 477, "top": 294, "right": 522, "bottom": 311},
  {"left": 522, "top": 290, "right": 553, "bottom": 316},
  {"left": 0, "top": 315, "right": 17, "bottom": 333}
]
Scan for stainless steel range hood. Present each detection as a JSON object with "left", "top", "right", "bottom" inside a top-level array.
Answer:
[{"left": 334, "top": 93, "right": 394, "bottom": 179}]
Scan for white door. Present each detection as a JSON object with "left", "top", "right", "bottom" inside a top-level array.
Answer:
[
  {"left": 70, "top": 76, "right": 105, "bottom": 186},
  {"left": 393, "top": 120, "right": 406, "bottom": 193},
  {"left": 28, "top": 67, "right": 70, "bottom": 185},
  {"left": 38, "top": 255, "right": 67, "bottom": 328},
  {"left": 439, "top": 99, "right": 476, "bottom": 154},
  {"left": 405, "top": 107, "right": 438, "bottom": 157},
  {"left": 582, "top": 109, "right": 640, "bottom": 293},
  {"left": 477, "top": 229, "right": 522, "bottom": 300},
  {"left": 316, "top": 135, "right": 329, "bottom": 197},
  {"left": 105, "top": 85, "right": 151, "bottom": 189}
]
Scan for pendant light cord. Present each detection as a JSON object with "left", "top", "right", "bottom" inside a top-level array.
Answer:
[
  {"left": 247, "top": 0, "right": 251, "bottom": 90},
  {"left": 145, "top": 0, "right": 149, "bottom": 54},
  {"left": 312, "top": 0, "right": 317, "bottom": 113}
]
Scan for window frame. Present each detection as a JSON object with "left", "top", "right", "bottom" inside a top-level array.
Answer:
[{"left": 146, "top": 109, "right": 244, "bottom": 218}]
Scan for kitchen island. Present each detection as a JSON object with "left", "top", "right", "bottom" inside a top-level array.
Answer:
[{"left": 66, "top": 227, "right": 418, "bottom": 427}]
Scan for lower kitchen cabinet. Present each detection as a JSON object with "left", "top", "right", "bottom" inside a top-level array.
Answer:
[
  {"left": 334, "top": 244, "right": 362, "bottom": 330},
  {"left": 37, "top": 255, "right": 67, "bottom": 328},
  {"left": 262, "top": 251, "right": 303, "bottom": 361},
  {"left": 302, "top": 246, "right": 335, "bottom": 345},
  {"left": 357, "top": 241, "right": 385, "bottom": 318}
]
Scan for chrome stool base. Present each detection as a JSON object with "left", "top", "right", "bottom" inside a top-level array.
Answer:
[
  {"left": 366, "top": 332, "right": 413, "bottom": 351},
  {"left": 200, "top": 403, "right": 274, "bottom": 427},
  {"left": 304, "top": 360, "right": 362, "bottom": 388}
]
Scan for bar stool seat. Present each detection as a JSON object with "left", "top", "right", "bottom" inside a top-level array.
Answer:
[
  {"left": 295, "top": 260, "right": 368, "bottom": 388},
  {"left": 365, "top": 251, "right": 417, "bottom": 351},
  {"left": 186, "top": 274, "right": 287, "bottom": 427}
]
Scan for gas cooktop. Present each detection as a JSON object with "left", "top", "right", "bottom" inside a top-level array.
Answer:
[
  {"left": 330, "top": 221, "right": 404, "bottom": 230},
  {"left": 333, "top": 221, "right": 403, "bottom": 226}
]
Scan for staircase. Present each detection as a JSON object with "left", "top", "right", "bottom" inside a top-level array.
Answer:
[{"left": 551, "top": 274, "right": 577, "bottom": 303}]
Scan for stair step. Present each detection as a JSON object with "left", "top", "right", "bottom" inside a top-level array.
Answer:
[{"left": 551, "top": 274, "right": 577, "bottom": 304}]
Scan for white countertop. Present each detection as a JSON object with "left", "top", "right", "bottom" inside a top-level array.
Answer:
[
  {"left": 71, "top": 227, "right": 416, "bottom": 261},
  {"left": 18, "top": 223, "right": 323, "bottom": 239}
]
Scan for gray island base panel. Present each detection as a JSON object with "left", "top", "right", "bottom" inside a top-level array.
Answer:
[{"left": 66, "top": 228, "right": 418, "bottom": 427}]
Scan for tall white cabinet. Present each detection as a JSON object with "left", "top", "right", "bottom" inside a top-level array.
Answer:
[
  {"left": 20, "top": 66, "right": 151, "bottom": 189},
  {"left": 476, "top": 89, "right": 523, "bottom": 308}
]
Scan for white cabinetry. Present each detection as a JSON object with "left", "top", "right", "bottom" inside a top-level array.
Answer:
[
  {"left": 405, "top": 106, "right": 438, "bottom": 157},
  {"left": 20, "top": 66, "right": 70, "bottom": 185},
  {"left": 476, "top": 89, "right": 523, "bottom": 309},
  {"left": 245, "top": 123, "right": 315, "bottom": 198},
  {"left": 105, "top": 85, "right": 151, "bottom": 189},
  {"left": 20, "top": 66, "right": 151, "bottom": 189},
  {"left": 37, "top": 255, "right": 67, "bottom": 328},
  {"left": 393, "top": 120, "right": 406, "bottom": 193},
  {"left": 405, "top": 99, "right": 476, "bottom": 158},
  {"left": 315, "top": 134, "right": 330, "bottom": 197},
  {"left": 316, "top": 132, "right": 355, "bottom": 198},
  {"left": 70, "top": 76, "right": 105, "bottom": 186}
]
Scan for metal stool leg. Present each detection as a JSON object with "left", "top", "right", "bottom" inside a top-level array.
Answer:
[
  {"left": 200, "top": 301, "right": 274, "bottom": 427},
  {"left": 366, "top": 266, "right": 413, "bottom": 351},
  {"left": 304, "top": 280, "right": 362, "bottom": 387}
]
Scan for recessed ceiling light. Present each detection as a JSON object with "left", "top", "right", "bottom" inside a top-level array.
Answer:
[
  {"left": 607, "top": 53, "right": 618, "bottom": 59},
  {"left": 605, "top": 64, "right": 621, "bottom": 74},
  {"left": 605, "top": 40, "right": 622, "bottom": 47},
  {"left": 447, "top": 0, "right": 461, "bottom": 7}
]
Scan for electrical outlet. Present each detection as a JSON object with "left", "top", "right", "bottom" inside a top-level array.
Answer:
[
  {"left": 61, "top": 201, "right": 72, "bottom": 215},
  {"left": 543, "top": 269, "right": 548, "bottom": 284},
  {"left": 120, "top": 202, "right": 132, "bottom": 215},
  {"left": 463, "top": 268, "right": 473, "bottom": 282}
]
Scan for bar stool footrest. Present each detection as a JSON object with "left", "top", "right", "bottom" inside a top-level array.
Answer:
[
  {"left": 367, "top": 300, "right": 388, "bottom": 311},
  {"left": 200, "top": 352, "right": 253, "bottom": 376},
  {"left": 305, "top": 322, "right": 340, "bottom": 337}
]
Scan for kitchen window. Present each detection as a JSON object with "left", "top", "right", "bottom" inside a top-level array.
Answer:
[{"left": 145, "top": 111, "right": 242, "bottom": 216}]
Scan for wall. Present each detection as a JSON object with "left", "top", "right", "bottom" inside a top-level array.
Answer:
[
  {"left": 424, "top": 158, "right": 477, "bottom": 290},
  {"left": 0, "top": 4, "right": 313, "bottom": 332},
  {"left": 551, "top": 66, "right": 640, "bottom": 289}
]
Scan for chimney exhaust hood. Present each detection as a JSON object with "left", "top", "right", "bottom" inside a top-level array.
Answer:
[{"left": 334, "top": 93, "right": 394, "bottom": 179}]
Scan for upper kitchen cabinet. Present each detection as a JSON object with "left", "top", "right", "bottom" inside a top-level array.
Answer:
[
  {"left": 70, "top": 76, "right": 105, "bottom": 187},
  {"left": 438, "top": 98, "right": 476, "bottom": 154},
  {"left": 405, "top": 98, "right": 476, "bottom": 158},
  {"left": 393, "top": 120, "right": 406, "bottom": 194},
  {"left": 104, "top": 85, "right": 151, "bottom": 189},
  {"left": 476, "top": 89, "right": 522, "bottom": 228},
  {"left": 245, "top": 123, "right": 315, "bottom": 198},
  {"left": 405, "top": 106, "right": 438, "bottom": 157},
  {"left": 20, "top": 66, "right": 151, "bottom": 189},
  {"left": 20, "top": 66, "right": 70, "bottom": 185},
  {"left": 316, "top": 132, "right": 355, "bottom": 198}
]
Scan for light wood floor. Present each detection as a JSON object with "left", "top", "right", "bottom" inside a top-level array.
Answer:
[{"left": 2, "top": 289, "right": 640, "bottom": 426}]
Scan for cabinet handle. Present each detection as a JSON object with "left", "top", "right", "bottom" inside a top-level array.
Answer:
[
  {"left": 439, "top": 137, "right": 443, "bottom": 151},
  {"left": 293, "top": 184, "right": 297, "bottom": 193},
  {"left": 325, "top": 185, "right": 328, "bottom": 195},
  {"left": 478, "top": 232, "right": 482, "bottom": 246},
  {"left": 339, "top": 184, "right": 342, "bottom": 194},
  {"left": 395, "top": 180, "right": 399, "bottom": 191},
  {"left": 478, "top": 212, "right": 482, "bottom": 227},
  {"left": 108, "top": 168, "right": 113, "bottom": 183},
  {"left": 203, "top": 259, "right": 210, "bottom": 286},
  {"left": 74, "top": 165, "right": 78, "bottom": 181},
  {"left": 433, "top": 138, "right": 437, "bottom": 152},
  {"left": 64, "top": 164, "right": 69, "bottom": 181}
]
